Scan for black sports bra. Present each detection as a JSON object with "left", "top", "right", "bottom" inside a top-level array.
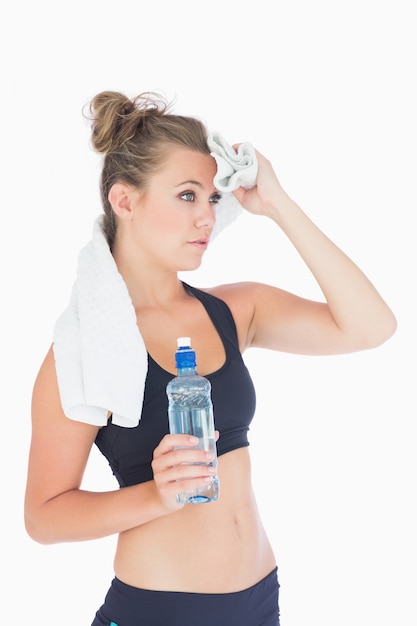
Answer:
[{"left": 94, "top": 283, "right": 256, "bottom": 487}]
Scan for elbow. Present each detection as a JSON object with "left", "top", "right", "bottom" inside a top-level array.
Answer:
[
  {"left": 373, "top": 310, "right": 398, "bottom": 347},
  {"left": 385, "top": 313, "right": 398, "bottom": 342},
  {"left": 24, "top": 511, "right": 59, "bottom": 546},
  {"left": 24, "top": 519, "right": 48, "bottom": 545},
  {"left": 360, "top": 310, "right": 398, "bottom": 351},
  {"left": 339, "top": 308, "right": 398, "bottom": 353}
]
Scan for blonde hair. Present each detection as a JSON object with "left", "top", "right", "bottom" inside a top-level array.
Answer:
[{"left": 85, "top": 90, "right": 210, "bottom": 249}]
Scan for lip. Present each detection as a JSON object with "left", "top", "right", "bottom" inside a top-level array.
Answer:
[{"left": 189, "top": 237, "right": 209, "bottom": 248}]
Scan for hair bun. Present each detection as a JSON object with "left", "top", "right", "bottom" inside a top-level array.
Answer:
[{"left": 86, "top": 90, "right": 169, "bottom": 154}]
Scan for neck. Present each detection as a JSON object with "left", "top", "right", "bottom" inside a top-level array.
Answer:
[{"left": 112, "top": 247, "right": 186, "bottom": 310}]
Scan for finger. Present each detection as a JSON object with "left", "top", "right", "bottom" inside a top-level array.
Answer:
[
  {"left": 153, "top": 447, "right": 215, "bottom": 474},
  {"left": 154, "top": 433, "right": 199, "bottom": 457},
  {"left": 164, "top": 461, "right": 216, "bottom": 483}
]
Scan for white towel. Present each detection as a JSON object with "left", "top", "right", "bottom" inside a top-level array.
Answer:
[
  {"left": 53, "top": 215, "right": 146, "bottom": 427},
  {"left": 208, "top": 133, "right": 257, "bottom": 240},
  {"left": 53, "top": 135, "right": 258, "bottom": 427},
  {"left": 207, "top": 132, "right": 258, "bottom": 192}
]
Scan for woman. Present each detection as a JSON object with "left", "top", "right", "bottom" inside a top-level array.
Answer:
[{"left": 24, "top": 91, "right": 396, "bottom": 626}]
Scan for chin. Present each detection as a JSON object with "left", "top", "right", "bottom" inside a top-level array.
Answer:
[{"left": 178, "top": 259, "right": 203, "bottom": 272}]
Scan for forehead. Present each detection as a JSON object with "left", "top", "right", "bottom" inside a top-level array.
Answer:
[{"left": 155, "top": 148, "right": 217, "bottom": 186}]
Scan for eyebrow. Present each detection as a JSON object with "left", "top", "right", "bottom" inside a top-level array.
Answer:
[
  {"left": 175, "top": 180, "right": 220, "bottom": 195},
  {"left": 175, "top": 180, "right": 203, "bottom": 188}
]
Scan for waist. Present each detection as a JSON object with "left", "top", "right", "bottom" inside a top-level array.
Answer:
[
  {"left": 114, "top": 448, "right": 276, "bottom": 593},
  {"left": 93, "top": 569, "right": 280, "bottom": 626}
]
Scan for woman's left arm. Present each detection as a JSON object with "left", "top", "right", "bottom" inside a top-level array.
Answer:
[{"left": 232, "top": 150, "right": 397, "bottom": 355}]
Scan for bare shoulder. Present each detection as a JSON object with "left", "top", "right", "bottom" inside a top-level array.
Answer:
[
  {"left": 201, "top": 281, "right": 288, "bottom": 311},
  {"left": 201, "top": 281, "right": 259, "bottom": 311},
  {"left": 32, "top": 345, "right": 99, "bottom": 439},
  {"left": 198, "top": 282, "right": 269, "bottom": 351}
]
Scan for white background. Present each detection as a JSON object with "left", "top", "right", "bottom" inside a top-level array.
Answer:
[{"left": 2, "top": 1, "right": 416, "bottom": 624}]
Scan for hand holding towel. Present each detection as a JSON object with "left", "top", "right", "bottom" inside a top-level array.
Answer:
[{"left": 208, "top": 133, "right": 257, "bottom": 240}]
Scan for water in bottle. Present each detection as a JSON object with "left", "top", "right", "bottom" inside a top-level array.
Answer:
[{"left": 166, "top": 337, "right": 219, "bottom": 504}]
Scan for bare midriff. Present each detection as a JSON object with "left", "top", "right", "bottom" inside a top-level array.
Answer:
[{"left": 114, "top": 447, "right": 276, "bottom": 593}]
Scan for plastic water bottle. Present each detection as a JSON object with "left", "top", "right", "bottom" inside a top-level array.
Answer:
[{"left": 166, "top": 337, "right": 219, "bottom": 504}]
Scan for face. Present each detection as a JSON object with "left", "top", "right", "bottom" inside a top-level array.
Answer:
[{"left": 130, "top": 148, "right": 220, "bottom": 271}]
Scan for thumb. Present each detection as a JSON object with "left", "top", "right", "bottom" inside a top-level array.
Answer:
[{"left": 232, "top": 186, "right": 247, "bottom": 205}]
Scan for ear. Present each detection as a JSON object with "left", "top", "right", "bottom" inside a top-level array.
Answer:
[{"left": 108, "top": 183, "right": 135, "bottom": 220}]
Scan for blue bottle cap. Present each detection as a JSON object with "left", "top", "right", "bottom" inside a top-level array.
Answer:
[{"left": 175, "top": 337, "right": 196, "bottom": 368}]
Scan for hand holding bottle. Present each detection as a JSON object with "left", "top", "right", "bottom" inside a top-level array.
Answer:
[{"left": 151, "top": 433, "right": 218, "bottom": 511}]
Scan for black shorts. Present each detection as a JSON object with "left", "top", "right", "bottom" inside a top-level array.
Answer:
[{"left": 91, "top": 567, "right": 280, "bottom": 626}]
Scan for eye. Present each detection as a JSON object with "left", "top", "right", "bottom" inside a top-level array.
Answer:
[
  {"left": 180, "top": 191, "right": 195, "bottom": 202},
  {"left": 209, "top": 193, "right": 222, "bottom": 204}
]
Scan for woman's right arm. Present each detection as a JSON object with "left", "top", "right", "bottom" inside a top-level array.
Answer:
[{"left": 24, "top": 346, "right": 214, "bottom": 544}]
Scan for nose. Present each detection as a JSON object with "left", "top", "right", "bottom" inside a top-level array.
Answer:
[{"left": 195, "top": 202, "right": 216, "bottom": 231}]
